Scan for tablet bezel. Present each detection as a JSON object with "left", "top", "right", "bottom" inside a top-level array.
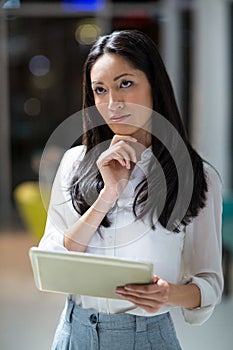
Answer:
[{"left": 29, "top": 247, "right": 154, "bottom": 299}]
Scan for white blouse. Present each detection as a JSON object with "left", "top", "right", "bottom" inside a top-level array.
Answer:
[{"left": 38, "top": 145, "right": 223, "bottom": 325}]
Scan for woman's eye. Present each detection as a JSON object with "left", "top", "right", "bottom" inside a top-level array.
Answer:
[
  {"left": 94, "top": 87, "right": 106, "bottom": 95},
  {"left": 120, "top": 80, "right": 133, "bottom": 88}
]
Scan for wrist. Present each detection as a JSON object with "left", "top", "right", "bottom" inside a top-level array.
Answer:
[
  {"left": 167, "top": 282, "right": 201, "bottom": 309},
  {"left": 91, "top": 188, "right": 117, "bottom": 214},
  {"left": 99, "top": 187, "right": 119, "bottom": 204}
]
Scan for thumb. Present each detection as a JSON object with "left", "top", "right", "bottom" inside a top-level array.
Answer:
[{"left": 153, "top": 275, "right": 159, "bottom": 284}]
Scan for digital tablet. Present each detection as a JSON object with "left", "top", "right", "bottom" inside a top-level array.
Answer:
[{"left": 29, "top": 247, "right": 153, "bottom": 299}]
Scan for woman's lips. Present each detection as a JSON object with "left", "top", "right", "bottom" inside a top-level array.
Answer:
[{"left": 110, "top": 114, "right": 131, "bottom": 123}]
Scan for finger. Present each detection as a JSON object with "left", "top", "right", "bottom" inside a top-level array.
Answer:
[
  {"left": 123, "top": 275, "right": 163, "bottom": 294},
  {"left": 119, "top": 294, "right": 162, "bottom": 312},
  {"left": 116, "top": 276, "right": 159, "bottom": 295},
  {"left": 116, "top": 288, "right": 157, "bottom": 301},
  {"left": 113, "top": 147, "right": 131, "bottom": 169},
  {"left": 153, "top": 275, "right": 159, "bottom": 283},
  {"left": 123, "top": 283, "right": 160, "bottom": 295},
  {"left": 97, "top": 148, "right": 129, "bottom": 169},
  {"left": 97, "top": 140, "right": 137, "bottom": 171},
  {"left": 113, "top": 141, "right": 137, "bottom": 164},
  {"left": 110, "top": 134, "right": 137, "bottom": 146},
  {"left": 114, "top": 157, "right": 126, "bottom": 168}
]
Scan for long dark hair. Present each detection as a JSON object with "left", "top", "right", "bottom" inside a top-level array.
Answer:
[{"left": 70, "top": 30, "right": 207, "bottom": 232}]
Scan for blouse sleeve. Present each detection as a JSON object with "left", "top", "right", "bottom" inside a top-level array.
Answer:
[
  {"left": 38, "top": 145, "right": 85, "bottom": 251},
  {"left": 181, "top": 163, "right": 224, "bottom": 325}
]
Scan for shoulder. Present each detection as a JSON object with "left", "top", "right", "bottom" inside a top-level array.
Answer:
[
  {"left": 203, "top": 161, "right": 222, "bottom": 192},
  {"left": 62, "top": 145, "right": 86, "bottom": 167}
]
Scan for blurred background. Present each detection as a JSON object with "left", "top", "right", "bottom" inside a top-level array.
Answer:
[{"left": 0, "top": 0, "right": 233, "bottom": 349}]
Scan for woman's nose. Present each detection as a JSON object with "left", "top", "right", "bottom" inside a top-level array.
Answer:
[{"left": 108, "top": 91, "right": 124, "bottom": 112}]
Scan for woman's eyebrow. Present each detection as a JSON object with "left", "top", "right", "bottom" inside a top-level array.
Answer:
[
  {"left": 91, "top": 73, "right": 135, "bottom": 85},
  {"left": 113, "top": 73, "right": 135, "bottom": 81},
  {"left": 91, "top": 81, "right": 104, "bottom": 85}
]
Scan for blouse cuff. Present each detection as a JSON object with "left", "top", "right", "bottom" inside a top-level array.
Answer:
[
  {"left": 181, "top": 275, "right": 222, "bottom": 325},
  {"left": 182, "top": 304, "right": 215, "bottom": 325}
]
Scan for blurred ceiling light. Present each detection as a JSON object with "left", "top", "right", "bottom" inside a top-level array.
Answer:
[
  {"left": 3, "top": 0, "right": 20, "bottom": 9},
  {"left": 24, "top": 98, "right": 41, "bottom": 117},
  {"left": 29, "top": 55, "right": 51, "bottom": 77},
  {"left": 62, "top": 0, "right": 105, "bottom": 12},
  {"left": 75, "top": 22, "right": 101, "bottom": 45}
]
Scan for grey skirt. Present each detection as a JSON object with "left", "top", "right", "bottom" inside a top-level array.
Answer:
[{"left": 51, "top": 298, "right": 182, "bottom": 350}]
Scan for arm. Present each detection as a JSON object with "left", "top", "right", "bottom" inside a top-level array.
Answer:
[
  {"left": 39, "top": 136, "right": 137, "bottom": 252},
  {"left": 64, "top": 188, "right": 115, "bottom": 251},
  {"left": 116, "top": 276, "right": 201, "bottom": 313},
  {"left": 181, "top": 164, "right": 223, "bottom": 324},
  {"left": 64, "top": 135, "right": 137, "bottom": 251}
]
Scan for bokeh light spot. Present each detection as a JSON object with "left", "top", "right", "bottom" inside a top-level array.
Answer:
[{"left": 29, "top": 55, "right": 51, "bottom": 76}]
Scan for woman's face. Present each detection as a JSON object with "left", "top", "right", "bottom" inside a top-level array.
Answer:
[{"left": 90, "top": 53, "right": 153, "bottom": 145}]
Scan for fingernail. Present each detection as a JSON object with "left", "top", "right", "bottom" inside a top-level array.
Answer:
[
  {"left": 116, "top": 290, "right": 124, "bottom": 294},
  {"left": 124, "top": 286, "right": 132, "bottom": 291}
]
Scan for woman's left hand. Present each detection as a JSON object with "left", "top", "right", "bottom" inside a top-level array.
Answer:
[{"left": 116, "top": 275, "right": 170, "bottom": 313}]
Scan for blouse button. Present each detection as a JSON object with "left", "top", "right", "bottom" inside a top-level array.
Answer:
[{"left": 89, "top": 314, "right": 97, "bottom": 324}]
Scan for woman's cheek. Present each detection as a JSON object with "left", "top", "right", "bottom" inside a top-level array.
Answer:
[{"left": 96, "top": 103, "right": 109, "bottom": 120}]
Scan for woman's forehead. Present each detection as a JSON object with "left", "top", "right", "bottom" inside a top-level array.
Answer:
[{"left": 90, "top": 53, "right": 142, "bottom": 82}]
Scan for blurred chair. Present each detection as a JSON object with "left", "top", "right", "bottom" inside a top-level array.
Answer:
[
  {"left": 14, "top": 182, "right": 50, "bottom": 243},
  {"left": 222, "top": 195, "right": 233, "bottom": 296}
]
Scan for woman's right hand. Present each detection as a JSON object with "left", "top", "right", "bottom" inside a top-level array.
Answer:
[
  {"left": 64, "top": 135, "right": 137, "bottom": 252},
  {"left": 96, "top": 135, "right": 138, "bottom": 203}
]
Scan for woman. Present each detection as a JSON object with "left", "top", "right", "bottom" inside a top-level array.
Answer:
[{"left": 39, "top": 30, "right": 223, "bottom": 349}]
